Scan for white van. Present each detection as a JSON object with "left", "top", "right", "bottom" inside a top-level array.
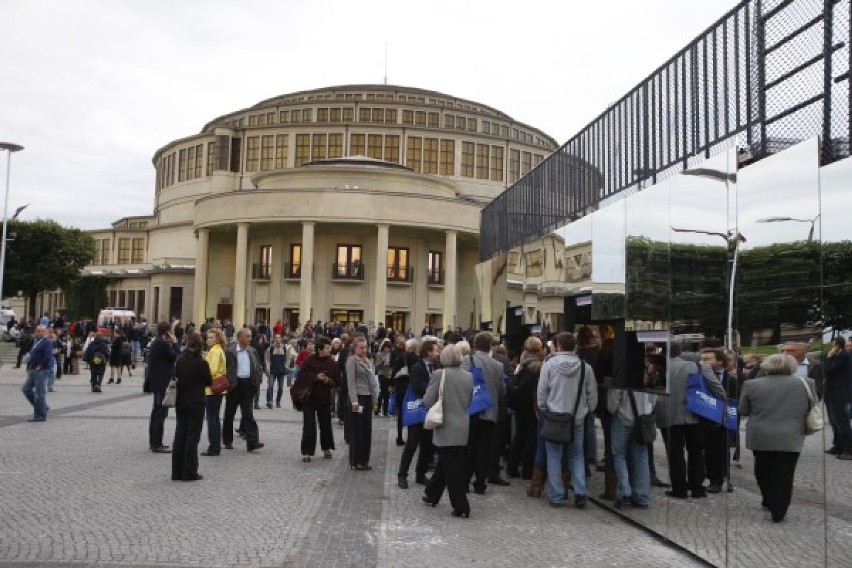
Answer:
[
  {"left": 0, "top": 308, "right": 17, "bottom": 328},
  {"left": 97, "top": 307, "right": 137, "bottom": 335}
]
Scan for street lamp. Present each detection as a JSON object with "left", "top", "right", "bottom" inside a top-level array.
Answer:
[
  {"left": 0, "top": 142, "right": 24, "bottom": 308},
  {"left": 756, "top": 214, "right": 820, "bottom": 242}
]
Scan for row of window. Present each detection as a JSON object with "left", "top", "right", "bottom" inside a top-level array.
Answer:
[
  {"left": 254, "top": 244, "right": 444, "bottom": 284},
  {"left": 159, "top": 133, "right": 546, "bottom": 189},
  {"left": 227, "top": 107, "right": 550, "bottom": 147},
  {"left": 106, "top": 289, "right": 146, "bottom": 317},
  {"left": 93, "top": 237, "right": 145, "bottom": 265}
]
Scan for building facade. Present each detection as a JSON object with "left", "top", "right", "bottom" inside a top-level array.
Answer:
[{"left": 78, "top": 85, "right": 557, "bottom": 331}]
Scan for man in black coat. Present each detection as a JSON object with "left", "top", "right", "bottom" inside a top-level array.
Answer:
[
  {"left": 146, "top": 322, "right": 179, "bottom": 453},
  {"left": 397, "top": 339, "right": 440, "bottom": 489}
]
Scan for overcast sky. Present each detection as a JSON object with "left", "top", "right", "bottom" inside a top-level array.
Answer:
[{"left": 0, "top": 0, "right": 737, "bottom": 230}]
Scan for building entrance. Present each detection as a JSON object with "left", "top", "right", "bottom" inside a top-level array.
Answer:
[
  {"left": 330, "top": 309, "right": 364, "bottom": 326},
  {"left": 385, "top": 311, "right": 407, "bottom": 334}
]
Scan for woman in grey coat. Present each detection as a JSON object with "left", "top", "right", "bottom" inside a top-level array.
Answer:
[
  {"left": 739, "top": 353, "right": 817, "bottom": 523},
  {"left": 346, "top": 337, "right": 376, "bottom": 470},
  {"left": 422, "top": 344, "right": 474, "bottom": 518}
]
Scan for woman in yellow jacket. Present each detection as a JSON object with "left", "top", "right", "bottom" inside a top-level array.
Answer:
[{"left": 202, "top": 327, "right": 227, "bottom": 457}]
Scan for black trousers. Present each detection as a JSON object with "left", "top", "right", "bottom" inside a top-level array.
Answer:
[
  {"left": 467, "top": 417, "right": 495, "bottom": 489},
  {"left": 666, "top": 423, "right": 707, "bottom": 495},
  {"left": 223, "top": 382, "right": 259, "bottom": 445},
  {"left": 89, "top": 364, "right": 105, "bottom": 387},
  {"left": 375, "top": 376, "right": 391, "bottom": 415},
  {"left": 349, "top": 395, "right": 373, "bottom": 466},
  {"left": 753, "top": 450, "right": 800, "bottom": 522},
  {"left": 398, "top": 424, "right": 433, "bottom": 478},
  {"left": 395, "top": 377, "right": 409, "bottom": 442},
  {"left": 705, "top": 424, "right": 730, "bottom": 486},
  {"left": 490, "top": 413, "right": 511, "bottom": 477},
  {"left": 508, "top": 411, "right": 537, "bottom": 477},
  {"left": 149, "top": 390, "right": 169, "bottom": 450},
  {"left": 424, "top": 446, "right": 470, "bottom": 515},
  {"left": 172, "top": 403, "right": 205, "bottom": 480},
  {"left": 301, "top": 401, "right": 335, "bottom": 456}
]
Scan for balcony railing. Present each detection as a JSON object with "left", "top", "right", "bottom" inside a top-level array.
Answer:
[
  {"left": 427, "top": 269, "right": 444, "bottom": 285},
  {"left": 252, "top": 263, "right": 271, "bottom": 280},
  {"left": 387, "top": 265, "right": 413, "bottom": 283},
  {"left": 332, "top": 261, "right": 364, "bottom": 280},
  {"left": 284, "top": 262, "right": 301, "bottom": 279}
]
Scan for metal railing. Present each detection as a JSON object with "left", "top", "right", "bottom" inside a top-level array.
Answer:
[
  {"left": 252, "top": 263, "right": 271, "bottom": 280},
  {"left": 332, "top": 262, "right": 364, "bottom": 280},
  {"left": 387, "top": 265, "right": 413, "bottom": 283},
  {"left": 481, "top": 0, "right": 851, "bottom": 260},
  {"left": 427, "top": 269, "right": 444, "bottom": 285}
]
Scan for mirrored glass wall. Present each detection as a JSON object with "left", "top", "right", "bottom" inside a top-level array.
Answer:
[{"left": 499, "top": 138, "right": 852, "bottom": 567}]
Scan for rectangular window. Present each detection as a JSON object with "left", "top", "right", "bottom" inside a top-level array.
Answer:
[
  {"left": 387, "top": 247, "right": 410, "bottom": 281},
  {"left": 255, "top": 245, "right": 272, "bottom": 279},
  {"left": 439, "top": 140, "right": 455, "bottom": 175},
  {"left": 258, "top": 114, "right": 267, "bottom": 126},
  {"left": 350, "top": 133, "right": 365, "bottom": 156},
  {"left": 371, "top": 108, "right": 384, "bottom": 123},
  {"left": 335, "top": 244, "right": 363, "bottom": 279},
  {"left": 492, "top": 122, "right": 500, "bottom": 135},
  {"left": 137, "top": 290, "right": 145, "bottom": 315},
  {"left": 534, "top": 153, "right": 544, "bottom": 166},
  {"left": 289, "top": 244, "right": 301, "bottom": 278},
  {"left": 501, "top": 125, "right": 509, "bottom": 137},
  {"left": 291, "top": 109, "right": 302, "bottom": 122},
  {"left": 178, "top": 149, "right": 187, "bottom": 181},
  {"left": 260, "top": 136, "right": 274, "bottom": 170},
  {"left": 444, "top": 114, "right": 454, "bottom": 128},
  {"left": 406, "top": 136, "right": 422, "bottom": 172},
  {"left": 428, "top": 250, "right": 443, "bottom": 284},
  {"left": 402, "top": 110, "right": 413, "bottom": 125},
  {"left": 311, "top": 133, "right": 327, "bottom": 161},
  {"left": 187, "top": 146, "right": 197, "bottom": 180},
  {"left": 423, "top": 138, "right": 438, "bottom": 174},
  {"left": 194, "top": 144, "right": 203, "bottom": 178},
  {"left": 359, "top": 107, "right": 371, "bottom": 122},
  {"left": 384, "top": 135, "right": 400, "bottom": 163},
  {"left": 302, "top": 108, "right": 313, "bottom": 122},
  {"left": 385, "top": 109, "right": 397, "bottom": 124},
  {"left": 342, "top": 107, "right": 354, "bottom": 122},
  {"left": 249, "top": 115, "right": 258, "bottom": 126},
  {"left": 467, "top": 118, "right": 477, "bottom": 131},
  {"left": 456, "top": 116, "right": 466, "bottom": 130},
  {"left": 206, "top": 142, "right": 215, "bottom": 176},
  {"left": 317, "top": 108, "right": 329, "bottom": 122},
  {"left": 328, "top": 133, "right": 343, "bottom": 159},
  {"left": 490, "top": 146, "right": 504, "bottom": 181},
  {"left": 131, "top": 238, "right": 144, "bottom": 263},
  {"left": 279, "top": 110, "right": 290, "bottom": 123},
  {"left": 525, "top": 250, "right": 543, "bottom": 277},
  {"left": 415, "top": 111, "right": 426, "bottom": 126},
  {"left": 330, "top": 108, "right": 341, "bottom": 122},
  {"left": 367, "top": 134, "right": 383, "bottom": 160},
  {"left": 475, "top": 144, "right": 489, "bottom": 179},
  {"left": 427, "top": 112, "right": 439, "bottom": 128},
  {"left": 245, "top": 137, "right": 260, "bottom": 172},
  {"left": 275, "top": 134, "right": 289, "bottom": 168},
  {"left": 482, "top": 122, "right": 491, "bottom": 134},
  {"left": 509, "top": 149, "right": 520, "bottom": 183},
  {"left": 117, "top": 238, "right": 130, "bottom": 264},
  {"left": 295, "top": 134, "right": 310, "bottom": 167},
  {"left": 521, "top": 151, "right": 532, "bottom": 175},
  {"left": 267, "top": 112, "right": 275, "bottom": 124},
  {"left": 461, "top": 142, "right": 475, "bottom": 177}
]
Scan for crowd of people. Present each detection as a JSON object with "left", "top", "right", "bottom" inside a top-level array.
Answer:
[{"left": 18, "top": 312, "right": 845, "bottom": 523}]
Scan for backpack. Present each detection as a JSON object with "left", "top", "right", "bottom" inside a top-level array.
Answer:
[
  {"left": 92, "top": 353, "right": 105, "bottom": 366},
  {"left": 506, "top": 368, "right": 527, "bottom": 412}
]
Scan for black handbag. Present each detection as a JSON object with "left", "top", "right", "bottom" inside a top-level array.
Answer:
[
  {"left": 628, "top": 391, "right": 657, "bottom": 445},
  {"left": 541, "top": 363, "right": 585, "bottom": 444}
]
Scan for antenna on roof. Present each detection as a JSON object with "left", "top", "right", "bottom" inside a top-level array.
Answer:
[{"left": 384, "top": 40, "right": 388, "bottom": 85}]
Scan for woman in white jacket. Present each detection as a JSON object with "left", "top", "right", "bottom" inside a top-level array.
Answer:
[{"left": 607, "top": 388, "right": 656, "bottom": 508}]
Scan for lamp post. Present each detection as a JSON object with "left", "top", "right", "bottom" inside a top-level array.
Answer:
[
  {"left": 756, "top": 214, "right": 820, "bottom": 242},
  {"left": 0, "top": 143, "right": 24, "bottom": 308}
]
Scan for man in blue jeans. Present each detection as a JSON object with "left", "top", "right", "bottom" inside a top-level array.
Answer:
[
  {"left": 22, "top": 325, "right": 53, "bottom": 422},
  {"left": 537, "top": 332, "right": 597, "bottom": 508}
]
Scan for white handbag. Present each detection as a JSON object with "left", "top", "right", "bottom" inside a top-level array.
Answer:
[
  {"left": 799, "top": 376, "right": 823, "bottom": 434},
  {"left": 424, "top": 370, "right": 445, "bottom": 430}
]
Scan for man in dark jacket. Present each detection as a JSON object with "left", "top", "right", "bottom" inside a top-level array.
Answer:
[
  {"left": 22, "top": 325, "right": 53, "bottom": 422},
  {"left": 824, "top": 337, "right": 852, "bottom": 459},
  {"left": 397, "top": 339, "right": 440, "bottom": 489},
  {"left": 223, "top": 327, "right": 265, "bottom": 452},
  {"left": 147, "top": 322, "right": 179, "bottom": 453}
]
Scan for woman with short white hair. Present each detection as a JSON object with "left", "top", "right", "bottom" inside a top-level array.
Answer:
[{"left": 739, "top": 353, "right": 817, "bottom": 523}]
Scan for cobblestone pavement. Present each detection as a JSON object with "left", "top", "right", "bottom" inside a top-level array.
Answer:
[{"left": 0, "top": 363, "right": 703, "bottom": 568}]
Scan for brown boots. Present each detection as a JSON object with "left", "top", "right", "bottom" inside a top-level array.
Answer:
[{"left": 527, "top": 468, "right": 545, "bottom": 498}]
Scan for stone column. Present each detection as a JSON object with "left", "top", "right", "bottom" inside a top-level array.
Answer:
[
  {"left": 299, "top": 222, "right": 315, "bottom": 328},
  {"left": 193, "top": 228, "right": 210, "bottom": 324},
  {"left": 233, "top": 222, "right": 249, "bottom": 327},
  {"left": 374, "top": 223, "right": 389, "bottom": 327},
  {"left": 443, "top": 229, "right": 457, "bottom": 332}
]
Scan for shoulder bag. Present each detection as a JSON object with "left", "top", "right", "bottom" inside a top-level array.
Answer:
[
  {"left": 799, "top": 376, "right": 824, "bottom": 434},
  {"left": 210, "top": 375, "right": 229, "bottom": 395},
  {"left": 162, "top": 377, "right": 177, "bottom": 408},
  {"left": 540, "top": 362, "right": 585, "bottom": 444},
  {"left": 627, "top": 390, "right": 657, "bottom": 444},
  {"left": 424, "top": 370, "right": 445, "bottom": 430}
]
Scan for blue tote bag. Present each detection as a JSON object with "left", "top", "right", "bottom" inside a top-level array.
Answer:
[
  {"left": 387, "top": 391, "right": 398, "bottom": 416},
  {"left": 685, "top": 363, "right": 738, "bottom": 431},
  {"left": 468, "top": 359, "right": 494, "bottom": 416},
  {"left": 401, "top": 384, "right": 427, "bottom": 426}
]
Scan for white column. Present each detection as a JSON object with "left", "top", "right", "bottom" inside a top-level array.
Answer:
[
  {"left": 193, "top": 228, "right": 209, "bottom": 324},
  {"left": 233, "top": 222, "right": 249, "bottom": 327},
  {"left": 443, "top": 229, "right": 457, "bottom": 332},
  {"left": 299, "top": 222, "right": 315, "bottom": 327},
  {"left": 374, "top": 223, "right": 389, "bottom": 327},
  {"left": 475, "top": 258, "right": 492, "bottom": 327}
]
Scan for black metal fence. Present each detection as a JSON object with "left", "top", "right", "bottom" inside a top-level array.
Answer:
[{"left": 481, "top": 0, "right": 850, "bottom": 260}]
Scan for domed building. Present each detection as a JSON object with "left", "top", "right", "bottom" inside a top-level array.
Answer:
[{"left": 78, "top": 84, "right": 558, "bottom": 332}]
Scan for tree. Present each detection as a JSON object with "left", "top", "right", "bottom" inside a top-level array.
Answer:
[
  {"left": 64, "top": 275, "right": 110, "bottom": 320},
  {"left": 4, "top": 219, "right": 95, "bottom": 318}
]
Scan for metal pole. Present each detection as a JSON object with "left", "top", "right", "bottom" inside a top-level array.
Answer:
[
  {"left": 727, "top": 237, "right": 739, "bottom": 351},
  {"left": 0, "top": 150, "right": 12, "bottom": 305}
]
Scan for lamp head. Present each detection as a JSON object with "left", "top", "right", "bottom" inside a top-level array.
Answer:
[{"left": 0, "top": 143, "right": 24, "bottom": 153}]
